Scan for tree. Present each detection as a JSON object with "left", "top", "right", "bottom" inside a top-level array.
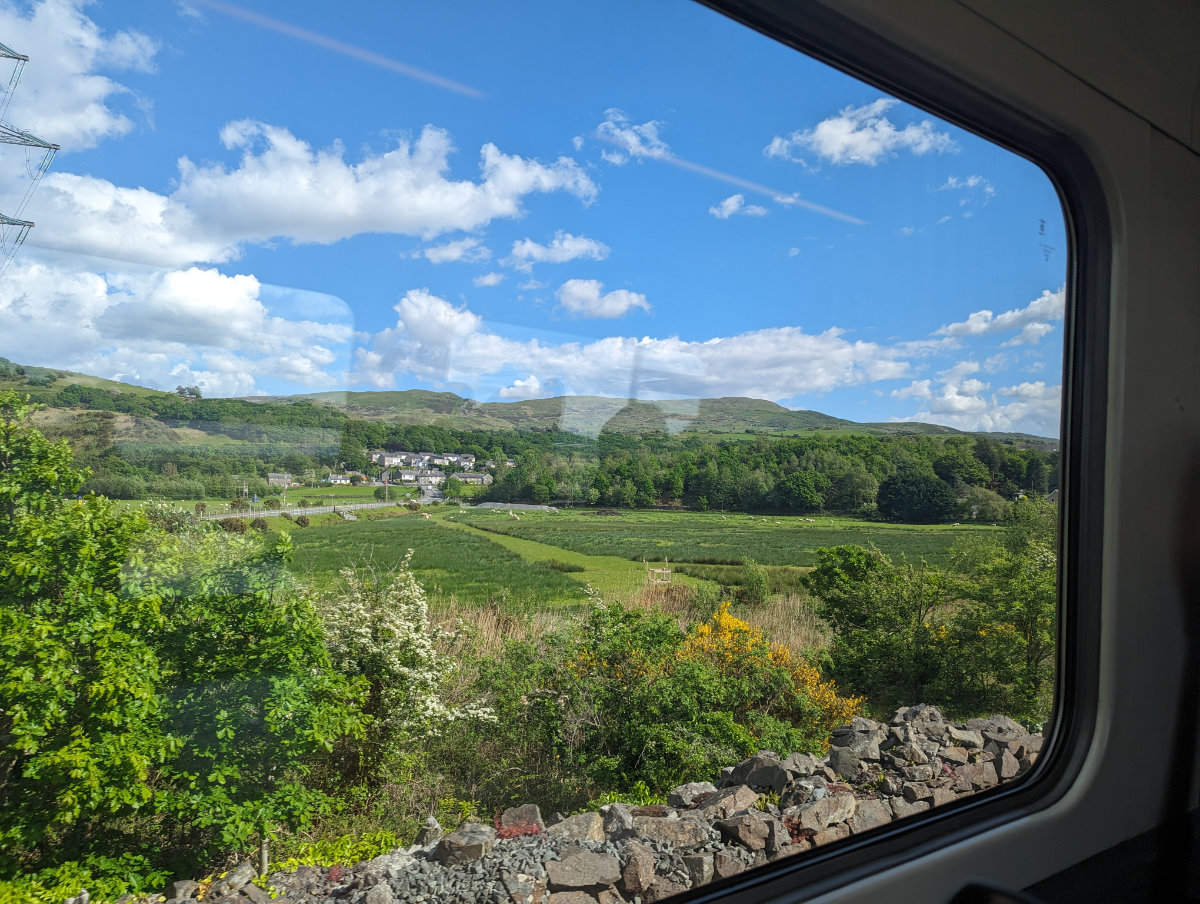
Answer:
[
  {"left": 877, "top": 470, "right": 957, "bottom": 523},
  {"left": 175, "top": 385, "right": 202, "bottom": 399}
]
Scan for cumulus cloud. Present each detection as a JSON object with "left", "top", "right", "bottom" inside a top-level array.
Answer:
[
  {"left": 708, "top": 194, "right": 767, "bottom": 219},
  {"left": 473, "top": 271, "right": 504, "bottom": 287},
  {"left": 0, "top": 254, "right": 353, "bottom": 396},
  {"left": 595, "top": 108, "right": 671, "bottom": 165},
  {"left": 506, "top": 231, "right": 610, "bottom": 271},
  {"left": 556, "top": 279, "right": 650, "bottom": 319},
  {"left": 935, "top": 287, "right": 1065, "bottom": 346},
  {"left": 0, "top": 0, "right": 157, "bottom": 150},
  {"left": 764, "top": 98, "right": 957, "bottom": 166},
  {"left": 497, "top": 375, "right": 545, "bottom": 400},
  {"left": 895, "top": 359, "right": 1060, "bottom": 435},
  {"left": 421, "top": 237, "right": 490, "bottom": 264},
  {"left": 27, "top": 122, "right": 597, "bottom": 267},
  {"left": 352, "top": 291, "right": 911, "bottom": 403}
]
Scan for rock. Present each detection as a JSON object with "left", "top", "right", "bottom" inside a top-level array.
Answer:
[
  {"left": 847, "top": 799, "right": 893, "bottom": 833},
  {"left": 780, "top": 752, "right": 822, "bottom": 777},
  {"left": 902, "top": 764, "right": 937, "bottom": 782},
  {"left": 210, "top": 862, "right": 256, "bottom": 898},
  {"left": 932, "top": 786, "right": 958, "bottom": 807},
  {"left": 812, "top": 824, "right": 851, "bottom": 847},
  {"left": 945, "top": 726, "right": 985, "bottom": 749},
  {"left": 601, "top": 802, "right": 635, "bottom": 840},
  {"left": 891, "top": 798, "right": 931, "bottom": 819},
  {"left": 682, "top": 852, "right": 714, "bottom": 887},
  {"left": 620, "top": 842, "right": 657, "bottom": 898},
  {"left": 595, "top": 890, "right": 626, "bottom": 904},
  {"left": 414, "top": 816, "right": 443, "bottom": 846},
  {"left": 999, "top": 749, "right": 1021, "bottom": 779},
  {"left": 939, "top": 746, "right": 970, "bottom": 765},
  {"left": 902, "top": 782, "right": 934, "bottom": 803},
  {"left": 728, "top": 753, "right": 789, "bottom": 791},
  {"left": 666, "top": 781, "right": 718, "bottom": 809},
  {"left": 795, "top": 792, "right": 856, "bottom": 832},
  {"left": 167, "top": 880, "right": 199, "bottom": 900},
  {"left": 967, "top": 715, "right": 1025, "bottom": 735},
  {"left": 363, "top": 883, "right": 395, "bottom": 904},
  {"left": 952, "top": 761, "right": 999, "bottom": 792},
  {"left": 546, "top": 852, "right": 621, "bottom": 891},
  {"left": 632, "top": 815, "right": 711, "bottom": 847},
  {"left": 713, "top": 849, "right": 747, "bottom": 879},
  {"left": 828, "top": 746, "right": 864, "bottom": 778},
  {"left": 643, "top": 877, "right": 687, "bottom": 903},
  {"left": 548, "top": 811, "right": 606, "bottom": 843},
  {"left": 433, "top": 822, "right": 496, "bottom": 865},
  {"left": 779, "top": 776, "right": 827, "bottom": 811},
  {"left": 698, "top": 784, "right": 759, "bottom": 819},
  {"left": 714, "top": 812, "right": 769, "bottom": 851},
  {"left": 501, "top": 803, "right": 545, "bottom": 832},
  {"left": 892, "top": 741, "right": 929, "bottom": 765},
  {"left": 501, "top": 871, "right": 547, "bottom": 904},
  {"left": 548, "top": 893, "right": 597, "bottom": 904},
  {"left": 762, "top": 815, "right": 792, "bottom": 855}
]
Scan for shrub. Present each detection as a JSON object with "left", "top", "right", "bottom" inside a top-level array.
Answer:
[
  {"left": 295, "top": 515, "right": 311, "bottom": 527},
  {"left": 219, "top": 516, "right": 249, "bottom": 533},
  {"left": 250, "top": 517, "right": 269, "bottom": 531},
  {"left": 81, "top": 474, "right": 146, "bottom": 499},
  {"left": 739, "top": 559, "right": 770, "bottom": 606}
]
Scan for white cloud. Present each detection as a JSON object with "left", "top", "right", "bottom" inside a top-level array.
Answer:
[
  {"left": 937, "top": 215, "right": 952, "bottom": 224},
  {"left": 0, "top": 0, "right": 157, "bottom": 150},
  {"left": 764, "top": 98, "right": 957, "bottom": 166},
  {"left": 935, "top": 287, "right": 1065, "bottom": 345},
  {"left": 939, "top": 175, "right": 996, "bottom": 197},
  {"left": 422, "top": 237, "right": 490, "bottom": 264},
  {"left": 896, "top": 360, "right": 1060, "bottom": 435},
  {"left": 506, "top": 231, "right": 610, "bottom": 271},
  {"left": 0, "top": 254, "right": 353, "bottom": 397},
  {"left": 473, "top": 271, "right": 505, "bottom": 287},
  {"left": 787, "top": 247, "right": 800, "bottom": 257},
  {"left": 497, "top": 375, "right": 545, "bottom": 400},
  {"left": 708, "top": 194, "right": 767, "bottom": 219},
  {"left": 595, "top": 108, "right": 670, "bottom": 165},
  {"left": 556, "top": 279, "right": 650, "bottom": 319},
  {"left": 891, "top": 379, "right": 932, "bottom": 400},
  {"left": 899, "top": 226, "right": 919, "bottom": 236},
  {"left": 27, "top": 122, "right": 597, "bottom": 267},
  {"left": 352, "top": 291, "right": 912, "bottom": 403},
  {"left": 519, "top": 278, "right": 546, "bottom": 291}
]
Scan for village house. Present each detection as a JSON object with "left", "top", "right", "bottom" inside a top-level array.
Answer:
[
  {"left": 327, "top": 473, "right": 353, "bottom": 485},
  {"left": 457, "top": 472, "right": 493, "bottom": 486},
  {"left": 266, "top": 472, "right": 293, "bottom": 487}
]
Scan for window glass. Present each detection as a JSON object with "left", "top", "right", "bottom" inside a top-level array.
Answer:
[{"left": 0, "top": 1, "right": 1066, "bottom": 901}]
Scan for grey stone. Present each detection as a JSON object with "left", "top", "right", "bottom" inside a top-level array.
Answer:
[
  {"left": 595, "top": 890, "right": 626, "bottom": 904},
  {"left": 902, "top": 764, "right": 937, "bottom": 782},
  {"left": 902, "top": 781, "right": 934, "bottom": 803},
  {"left": 847, "top": 799, "right": 893, "bottom": 833},
  {"left": 632, "top": 815, "right": 711, "bottom": 847},
  {"left": 548, "top": 811, "right": 606, "bottom": 843},
  {"left": 796, "top": 792, "right": 856, "bottom": 832},
  {"left": 828, "top": 746, "right": 864, "bottom": 778},
  {"left": 713, "top": 849, "right": 747, "bottom": 879},
  {"left": 728, "top": 753, "right": 789, "bottom": 791},
  {"left": 601, "top": 802, "right": 635, "bottom": 840},
  {"left": 714, "top": 812, "right": 769, "bottom": 851},
  {"left": 682, "top": 852, "right": 714, "bottom": 887},
  {"left": 167, "top": 880, "right": 199, "bottom": 900},
  {"left": 698, "top": 784, "right": 759, "bottom": 819},
  {"left": 643, "top": 877, "right": 687, "bottom": 903},
  {"left": 620, "top": 841, "right": 657, "bottom": 898},
  {"left": 932, "top": 786, "right": 958, "bottom": 806},
  {"left": 433, "top": 822, "right": 497, "bottom": 865},
  {"left": 414, "top": 816, "right": 443, "bottom": 845},
  {"left": 812, "top": 823, "right": 851, "bottom": 847},
  {"left": 890, "top": 798, "right": 931, "bottom": 819},
  {"left": 501, "top": 803, "right": 544, "bottom": 832},
  {"left": 939, "top": 746, "right": 970, "bottom": 765},
  {"left": 547, "top": 893, "right": 597, "bottom": 904},
  {"left": 363, "top": 883, "right": 395, "bottom": 904},
  {"left": 945, "top": 726, "right": 985, "bottom": 749},
  {"left": 501, "top": 871, "right": 547, "bottom": 904},
  {"left": 666, "top": 781, "right": 718, "bottom": 809},
  {"left": 952, "top": 761, "right": 999, "bottom": 792},
  {"left": 546, "top": 852, "right": 621, "bottom": 891},
  {"left": 780, "top": 752, "right": 822, "bottom": 777},
  {"left": 211, "top": 862, "right": 256, "bottom": 898},
  {"left": 999, "top": 748, "right": 1021, "bottom": 779},
  {"left": 893, "top": 741, "right": 929, "bottom": 765}
]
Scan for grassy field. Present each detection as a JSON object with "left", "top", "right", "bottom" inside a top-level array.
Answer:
[
  {"left": 289, "top": 512, "right": 591, "bottom": 611},
  {"left": 449, "top": 509, "right": 994, "bottom": 569}
]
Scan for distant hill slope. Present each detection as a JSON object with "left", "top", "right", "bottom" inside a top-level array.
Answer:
[{"left": 0, "top": 358, "right": 1056, "bottom": 446}]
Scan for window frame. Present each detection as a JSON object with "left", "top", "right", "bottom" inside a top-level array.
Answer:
[{"left": 659, "top": 1, "right": 1111, "bottom": 899}]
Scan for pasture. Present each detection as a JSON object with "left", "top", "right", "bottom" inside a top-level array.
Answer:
[{"left": 450, "top": 509, "right": 993, "bottom": 569}]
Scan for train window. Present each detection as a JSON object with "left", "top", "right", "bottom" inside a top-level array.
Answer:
[{"left": 0, "top": 1, "right": 1076, "bottom": 902}]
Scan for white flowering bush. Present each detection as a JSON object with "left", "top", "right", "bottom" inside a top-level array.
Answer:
[{"left": 315, "top": 551, "right": 494, "bottom": 754}]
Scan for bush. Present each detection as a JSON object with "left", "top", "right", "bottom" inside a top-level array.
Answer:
[
  {"left": 295, "top": 515, "right": 311, "bottom": 527},
  {"left": 81, "top": 474, "right": 146, "bottom": 499},
  {"left": 250, "top": 517, "right": 269, "bottom": 531},
  {"left": 219, "top": 516, "right": 249, "bottom": 533},
  {"left": 739, "top": 559, "right": 770, "bottom": 606}
]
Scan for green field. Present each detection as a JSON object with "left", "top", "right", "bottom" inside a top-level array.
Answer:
[
  {"left": 289, "top": 514, "right": 591, "bottom": 611},
  {"left": 450, "top": 509, "right": 993, "bottom": 569},
  {"left": 285, "top": 507, "right": 993, "bottom": 609}
]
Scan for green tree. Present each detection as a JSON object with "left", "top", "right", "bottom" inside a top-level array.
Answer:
[{"left": 877, "top": 469, "right": 957, "bottom": 523}]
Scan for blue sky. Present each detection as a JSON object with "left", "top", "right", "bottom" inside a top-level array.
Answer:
[{"left": 0, "top": 0, "right": 1068, "bottom": 434}]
